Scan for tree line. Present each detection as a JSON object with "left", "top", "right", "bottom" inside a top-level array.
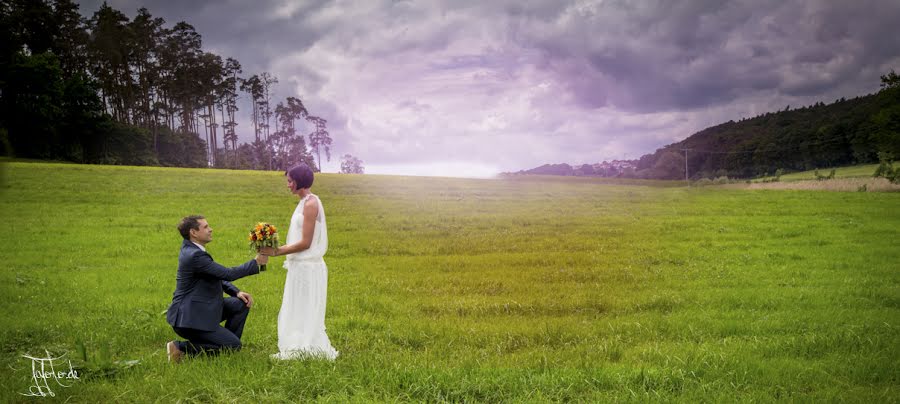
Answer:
[
  {"left": 634, "top": 73, "right": 900, "bottom": 180},
  {"left": 0, "top": 0, "right": 358, "bottom": 172},
  {"left": 512, "top": 72, "right": 900, "bottom": 180}
]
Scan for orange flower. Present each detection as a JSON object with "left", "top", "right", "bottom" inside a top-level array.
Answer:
[
  {"left": 270, "top": 225, "right": 277, "bottom": 233},
  {"left": 255, "top": 224, "right": 263, "bottom": 231}
]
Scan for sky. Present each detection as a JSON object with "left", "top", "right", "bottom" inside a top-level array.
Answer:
[{"left": 76, "top": 0, "right": 900, "bottom": 177}]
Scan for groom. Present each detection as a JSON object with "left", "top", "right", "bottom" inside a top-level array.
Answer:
[{"left": 165, "top": 215, "right": 267, "bottom": 363}]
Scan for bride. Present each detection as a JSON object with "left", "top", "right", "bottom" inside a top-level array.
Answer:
[{"left": 261, "top": 163, "right": 338, "bottom": 360}]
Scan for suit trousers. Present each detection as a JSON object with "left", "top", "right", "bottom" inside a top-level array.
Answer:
[{"left": 172, "top": 297, "right": 250, "bottom": 356}]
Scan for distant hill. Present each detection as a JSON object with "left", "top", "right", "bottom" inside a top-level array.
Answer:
[
  {"left": 509, "top": 160, "right": 637, "bottom": 177},
  {"left": 513, "top": 85, "right": 900, "bottom": 180},
  {"left": 636, "top": 86, "right": 900, "bottom": 179}
]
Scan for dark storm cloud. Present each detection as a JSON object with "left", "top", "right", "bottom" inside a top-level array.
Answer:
[
  {"left": 77, "top": 0, "right": 326, "bottom": 73},
  {"left": 515, "top": 0, "right": 900, "bottom": 112},
  {"left": 74, "top": 0, "right": 900, "bottom": 176}
]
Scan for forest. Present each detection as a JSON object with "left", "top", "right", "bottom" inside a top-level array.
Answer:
[
  {"left": 634, "top": 74, "right": 900, "bottom": 180},
  {"left": 0, "top": 0, "right": 336, "bottom": 171},
  {"left": 516, "top": 75, "right": 900, "bottom": 180}
]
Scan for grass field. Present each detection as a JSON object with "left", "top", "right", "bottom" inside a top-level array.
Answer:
[
  {"left": 755, "top": 163, "right": 881, "bottom": 182},
  {"left": 0, "top": 161, "right": 898, "bottom": 402},
  {"left": 742, "top": 163, "right": 900, "bottom": 192}
]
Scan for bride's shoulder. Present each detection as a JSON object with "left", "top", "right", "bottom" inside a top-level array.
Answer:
[{"left": 302, "top": 194, "right": 321, "bottom": 211}]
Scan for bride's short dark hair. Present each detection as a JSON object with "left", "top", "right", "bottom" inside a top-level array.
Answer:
[{"left": 286, "top": 163, "right": 314, "bottom": 189}]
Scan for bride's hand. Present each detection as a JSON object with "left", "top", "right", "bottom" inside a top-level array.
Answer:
[{"left": 259, "top": 246, "right": 277, "bottom": 256}]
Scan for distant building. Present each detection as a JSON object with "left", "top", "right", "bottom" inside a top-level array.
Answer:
[
  {"left": 509, "top": 160, "right": 638, "bottom": 177},
  {"left": 591, "top": 160, "right": 637, "bottom": 177}
]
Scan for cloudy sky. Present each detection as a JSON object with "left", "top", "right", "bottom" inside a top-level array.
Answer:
[{"left": 76, "top": 0, "right": 900, "bottom": 177}]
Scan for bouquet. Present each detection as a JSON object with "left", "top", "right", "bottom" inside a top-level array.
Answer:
[{"left": 248, "top": 222, "right": 278, "bottom": 271}]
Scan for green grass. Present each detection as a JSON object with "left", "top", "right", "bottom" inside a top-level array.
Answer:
[
  {"left": 758, "top": 163, "right": 882, "bottom": 182},
  {"left": 1, "top": 161, "right": 898, "bottom": 402}
]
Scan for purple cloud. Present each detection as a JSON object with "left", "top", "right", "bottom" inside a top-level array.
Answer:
[{"left": 77, "top": 0, "right": 900, "bottom": 176}]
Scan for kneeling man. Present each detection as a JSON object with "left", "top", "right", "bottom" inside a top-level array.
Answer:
[{"left": 166, "top": 215, "right": 267, "bottom": 362}]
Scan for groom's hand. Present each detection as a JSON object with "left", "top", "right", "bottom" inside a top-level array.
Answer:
[
  {"left": 255, "top": 254, "right": 268, "bottom": 266},
  {"left": 237, "top": 291, "right": 253, "bottom": 308}
]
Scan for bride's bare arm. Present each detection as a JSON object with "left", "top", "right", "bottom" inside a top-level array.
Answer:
[{"left": 267, "top": 197, "right": 318, "bottom": 256}]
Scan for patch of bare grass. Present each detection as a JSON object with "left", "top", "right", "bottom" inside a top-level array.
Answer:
[{"left": 740, "top": 177, "right": 900, "bottom": 192}]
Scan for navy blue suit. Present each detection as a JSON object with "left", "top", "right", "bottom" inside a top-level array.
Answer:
[{"left": 167, "top": 239, "right": 260, "bottom": 356}]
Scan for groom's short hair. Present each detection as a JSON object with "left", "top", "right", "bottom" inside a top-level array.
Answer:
[
  {"left": 286, "top": 163, "right": 314, "bottom": 189},
  {"left": 177, "top": 215, "right": 205, "bottom": 240}
]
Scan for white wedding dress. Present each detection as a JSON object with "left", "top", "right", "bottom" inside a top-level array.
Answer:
[{"left": 272, "top": 194, "right": 339, "bottom": 360}]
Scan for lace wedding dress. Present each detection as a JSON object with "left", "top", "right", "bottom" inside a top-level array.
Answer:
[{"left": 272, "top": 194, "right": 338, "bottom": 360}]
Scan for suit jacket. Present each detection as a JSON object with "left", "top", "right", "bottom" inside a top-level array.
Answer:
[{"left": 166, "top": 239, "right": 260, "bottom": 331}]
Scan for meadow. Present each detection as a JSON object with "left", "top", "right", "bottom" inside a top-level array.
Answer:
[
  {"left": 749, "top": 163, "right": 881, "bottom": 182},
  {"left": 0, "top": 161, "right": 898, "bottom": 402},
  {"left": 774, "top": 163, "right": 881, "bottom": 181},
  {"left": 742, "top": 163, "right": 900, "bottom": 192}
]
